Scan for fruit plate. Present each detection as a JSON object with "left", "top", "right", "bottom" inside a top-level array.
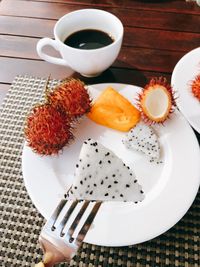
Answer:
[
  {"left": 22, "top": 83, "right": 200, "bottom": 247},
  {"left": 171, "top": 47, "right": 200, "bottom": 134}
]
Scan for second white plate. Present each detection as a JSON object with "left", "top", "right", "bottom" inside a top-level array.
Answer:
[
  {"left": 171, "top": 47, "right": 200, "bottom": 133},
  {"left": 22, "top": 83, "right": 200, "bottom": 247}
]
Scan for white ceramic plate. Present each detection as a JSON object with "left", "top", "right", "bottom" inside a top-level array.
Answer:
[
  {"left": 22, "top": 83, "right": 200, "bottom": 247},
  {"left": 171, "top": 47, "right": 200, "bottom": 133}
]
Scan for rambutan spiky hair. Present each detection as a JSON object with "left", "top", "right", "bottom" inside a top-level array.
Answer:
[
  {"left": 47, "top": 78, "right": 91, "bottom": 119},
  {"left": 24, "top": 104, "right": 73, "bottom": 155},
  {"left": 190, "top": 74, "right": 200, "bottom": 101}
]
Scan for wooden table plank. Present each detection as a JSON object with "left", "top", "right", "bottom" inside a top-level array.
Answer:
[
  {"left": 119, "top": 8, "right": 200, "bottom": 33},
  {"left": 0, "top": 35, "right": 184, "bottom": 73},
  {"left": 0, "top": 35, "right": 40, "bottom": 59},
  {"left": 1, "top": 0, "right": 200, "bottom": 22},
  {"left": 1, "top": 23, "right": 199, "bottom": 57},
  {"left": 117, "top": 47, "right": 183, "bottom": 73},
  {"left": 0, "top": 0, "right": 199, "bottom": 96},
  {"left": 0, "top": 57, "right": 74, "bottom": 83},
  {"left": 124, "top": 28, "right": 200, "bottom": 52},
  {"left": 1, "top": 9, "right": 200, "bottom": 38},
  {"left": 0, "top": 35, "right": 59, "bottom": 59},
  {"left": 0, "top": 16, "right": 55, "bottom": 38},
  {"left": 16, "top": 0, "right": 200, "bottom": 15},
  {"left": 0, "top": 0, "right": 73, "bottom": 19},
  {"left": 0, "top": 57, "right": 170, "bottom": 86}
]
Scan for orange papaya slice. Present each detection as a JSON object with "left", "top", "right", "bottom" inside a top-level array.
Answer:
[{"left": 87, "top": 87, "right": 140, "bottom": 132}]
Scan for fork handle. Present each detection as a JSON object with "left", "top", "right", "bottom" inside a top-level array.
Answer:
[
  {"left": 35, "top": 261, "right": 53, "bottom": 267},
  {"left": 35, "top": 261, "right": 45, "bottom": 267},
  {"left": 37, "top": 237, "right": 67, "bottom": 267},
  {"left": 35, "top": 252, "right": 54, "bottom": 267},
  {"left": 35, "top": 253, "right": 52, "bottom": 267}
]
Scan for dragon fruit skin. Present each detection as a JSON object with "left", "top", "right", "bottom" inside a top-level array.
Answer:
[
  {"left": 66, "top": 139, "right": 144, "bottom": 202},
  {"left": 122, "top": 123, "right": 160, "bottom": 161}
]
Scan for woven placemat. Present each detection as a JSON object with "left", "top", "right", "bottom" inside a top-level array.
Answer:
[{"left": 0, "top": 75, "right": 199, "bottom": 267}]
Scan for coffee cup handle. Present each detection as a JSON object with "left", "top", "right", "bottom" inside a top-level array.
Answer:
[{"left": 37, "top": 38, "right": 67, "bottom": 66}]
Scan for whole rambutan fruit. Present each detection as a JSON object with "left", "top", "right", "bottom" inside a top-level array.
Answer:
[
  {"left": 191, "top": 74, "right": 200, "bottom": 101},
  {"left": 136, "top": 77, "right": 176, "bottom": 124},
  {"left": 24, "top": 104, "right": 73, "bottom": 155},
  {"left": 47, "top": 79, "right": 91, "bottom": 119}
]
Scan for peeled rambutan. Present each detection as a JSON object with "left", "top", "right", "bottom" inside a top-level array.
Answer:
[
  {"left": 24, "top": 104, "right": 73, "bottom": 155},
  {"left": 47, "top": 79, "right": 91, "bottom": 119},
  {"left": 191, "top": 74, "right": 200, "bottom": 101},
  {"left": 137, "top": 77, "right": 176, "bottom": 124}
]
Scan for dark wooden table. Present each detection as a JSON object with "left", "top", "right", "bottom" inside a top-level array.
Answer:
[
  {"left": 0, "top": 0, "right": 200, "bottom": 86},
  {"left": 0, "top": 0, "right": 200, "bottom": 140}
]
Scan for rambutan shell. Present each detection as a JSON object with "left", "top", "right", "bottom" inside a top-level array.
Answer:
[
  {"left": 191, "top": 74, "right": 200, "bottom": 101},
  {"left": 24, "top": 104, "right": 73, "bottom": 155},
  {"left": 47, "top": 79, "right": 91, "bottom": 119},
  {"left": 137, "top": 77, "right": 176, "bottom": 124}
]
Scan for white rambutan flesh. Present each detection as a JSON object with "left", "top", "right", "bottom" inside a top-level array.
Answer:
[
  {"left": 142, "top": 85, "right": 171, "bottom": 122},
  {"left": 137, "top": 77, "right": 176, "bottom": 124}
]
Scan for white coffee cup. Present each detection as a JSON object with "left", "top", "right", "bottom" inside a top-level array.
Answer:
[{"left": 36, "top": 9, "right": 123, "bottom": 77}]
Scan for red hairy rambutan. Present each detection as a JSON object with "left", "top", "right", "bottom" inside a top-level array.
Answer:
[
  {"left": 136, "top": 77, "right": 176, "bottom": 125},
  {"left": 24, "top": 104, "right": 73, "bottom": 155},
  {"left": 47, "top": 79, "right": 91, "bottom": 119},
  {"left": 191, "top": 74, "right": 200, "bottom": 101}
]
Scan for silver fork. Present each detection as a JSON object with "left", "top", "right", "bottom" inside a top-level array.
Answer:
[{"left": 35, "top": 199, "right": 102, "bottom": 267}]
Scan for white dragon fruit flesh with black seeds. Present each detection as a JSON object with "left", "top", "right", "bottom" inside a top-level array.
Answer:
[
  {"left": 122, "top": 123, "right": 160, "bottom": 160},
  {"left": 66, "top": 139, "right": 144, "bottom": 202}
]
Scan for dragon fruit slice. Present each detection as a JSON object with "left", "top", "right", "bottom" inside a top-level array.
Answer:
[
  {"left": 66, "top": 139, "right": 144, "bottom": 202},
  {"left": 122, "top": 123, "right": 160, "bottom": 160}
]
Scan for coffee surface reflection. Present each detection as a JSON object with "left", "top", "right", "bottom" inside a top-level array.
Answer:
[{"left": 64, "top": 29, "right": 114, "bottom": 50}]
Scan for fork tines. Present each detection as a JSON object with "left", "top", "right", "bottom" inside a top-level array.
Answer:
[{"left": 45, "top": 199, "right": 102, "bottom": 246}]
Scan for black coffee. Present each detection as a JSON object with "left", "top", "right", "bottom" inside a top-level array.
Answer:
[{"left": 64, "top": 29, "right": 114, "bottom": 50}]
